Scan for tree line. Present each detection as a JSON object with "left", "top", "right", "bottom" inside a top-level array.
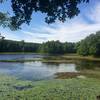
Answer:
[
  {"left": 0, "top": 39, "right": 76, "bottom": 54},
  {"left": 0, "top": 31, "right": 100, "bottom": 57},
  {"left": 39, "top": 41, "right": 76, "bottom": 54},
  {"left": 77, "top": 31, "right": 100, "bottom": 57},
  {"left": 0, "top": 40, "right": 39, "bottom": 52}
]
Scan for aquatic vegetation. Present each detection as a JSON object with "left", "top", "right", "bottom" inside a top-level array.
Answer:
[{"left": 0, "top": 75, "right": 100, "bottom": 100}]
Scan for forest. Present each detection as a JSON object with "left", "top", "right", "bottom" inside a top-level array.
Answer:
[
  {"left": 0, "top": 31, "right": 100, "bottom": 57},
  {"left": 77, "top": 31, "right": 100, "bottom": 56}
]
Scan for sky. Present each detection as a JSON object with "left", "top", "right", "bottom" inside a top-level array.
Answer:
[{"left": 0, "top": 0, "right": 100, "bottom": 43}]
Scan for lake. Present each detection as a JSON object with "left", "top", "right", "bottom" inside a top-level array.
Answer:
[{"left": 0, "top": 54, "right": 100, "bottom": 81}]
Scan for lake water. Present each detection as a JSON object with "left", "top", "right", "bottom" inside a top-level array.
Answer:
[
  {"left": 0, "top": 54, "right": 100, "bottom": 81},
  {"left": 0, "top": 53, "right": 46, "bottom": 60}
]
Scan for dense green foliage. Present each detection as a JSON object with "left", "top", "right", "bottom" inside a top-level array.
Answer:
[
  {"left": 0, "top": 0, "right": 89, "bottom": 30},
  {"left": 77, "top": 31, "right": 100, "bottom": 56},
  {"left": 0, "top": 39, "right": 76, "bottom": 54},
  {"left": 40, "top": 41, "right": 76, "bottom": 54},
  {"left": 0, "top": 39, "right": 40, "bottom": 52}
]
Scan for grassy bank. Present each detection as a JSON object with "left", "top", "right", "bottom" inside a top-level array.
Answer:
[
  {"left": 0, "top": 53, "right": 100, "bottom": 62},
  {"left": 44, "top": 54, "right": 100, "bottom": 61},
  {"left": 0, "top": 52, "right": 36, "bottom": 54},
  {"left": 0, "top": 75, "right": 100, "bottom": 100},
  {"left": 0, "top": 59, "right": 41, "bottom": 63},
  {"left": 62, "top": 54, "right": 100, "bottom": 61}
]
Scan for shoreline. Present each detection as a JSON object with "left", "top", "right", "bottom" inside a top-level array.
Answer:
[{"left": 0, "top": 53, "right": 100, "bottom": 62}]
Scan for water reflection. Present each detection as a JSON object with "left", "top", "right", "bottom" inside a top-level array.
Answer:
[
  {"left": 0, "top": 61, "right": 77, "bottom": 81},
  {"left": 0, "top": 54, "right": 100, "bottom": 81},
  {"left": 76, "top": 61, "right": 100, "bottom": 71},
  {"left": 0, "top": 54, "right": 46, "bottom": 60}
]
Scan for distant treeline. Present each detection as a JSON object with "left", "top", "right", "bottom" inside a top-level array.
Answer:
[
  {"left": 0, "top": 39, "right": 76, "bottom": 54},
  {"left": 0, "top": 40, "right": 39, "bottom": 52},
  {"left": 39, "top": 41, "right": 76, "bottom": 54},
  {"left": 0, "top": 31, "right": 100, "bottom": 56}
]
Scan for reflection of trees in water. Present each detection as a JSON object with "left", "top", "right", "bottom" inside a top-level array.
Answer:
[
  {"left": 42, "top": 62, "right": 60, "bottom": 67},
  {"left": 42, "top": 54, "right": 64, "bottom": 60},
  {"left": 39, "top": 61, "right": 59, "bottom": 70},
  {"left": 76, "top": 61, "right": 100, "bottom": 71}
]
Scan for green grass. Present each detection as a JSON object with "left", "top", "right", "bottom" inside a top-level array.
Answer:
[
  {"left": 81, "top": 70, "right": 100, "bottom": 79},
  {"left": 0, "top": 59, "right": 41, "bottom": 62},
  {"left": 62, "top": 54, "right": 100, "bottom": 61},
  {"left": 0, "top": 74, "right": 100, "bottom": 100}
]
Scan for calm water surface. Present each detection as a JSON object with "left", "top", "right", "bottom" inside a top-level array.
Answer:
[
  {"left": 0, "top": 54, "right": 100, "bottom": 81},
  {"left": 0, "top": 53, "right": 46, "bottom": 60}
]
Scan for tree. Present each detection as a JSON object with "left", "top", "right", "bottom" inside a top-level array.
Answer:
[
  {"left": 39, "top": 40, "right": 76, "bottom": 54},
  {"left": 0, "top": 39, "right": 40, "bottom": 52},
  {"left": 77, "top": 31, "right": 100, "bottom": 57},
  {"left": 77, "top": 40, "right": 89, "bottom": 56},
  {"left": 40, "top": 41, "right": 64, "bottom": 54},
  {"left": 0, "top": 0, "right": 89, "bottom": 30},
  {"left": 63, "top": 42, "right": 76, "bottom": 53}
]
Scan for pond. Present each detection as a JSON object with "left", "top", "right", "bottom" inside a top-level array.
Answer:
[
  {"left": 0, "top": 54, "right": 100, "bottom": 81},
  {"left": 0, "top": 53, "right": 46, "bottom": 60}
]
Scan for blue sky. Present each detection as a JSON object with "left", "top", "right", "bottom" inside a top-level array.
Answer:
[{"left": 0, "top": 0, "right": 100, "bottom": 43}]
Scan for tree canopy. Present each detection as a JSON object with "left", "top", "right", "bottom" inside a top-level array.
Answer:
[
  {"left": 77, "top": 31, "right": 100, "bottom": 57},
  {"left": 0, "top": 39, "right": 40, "bottom": 52},
  {"left": 0, "top": 0, "right": 89, "bottom": 30},
  {"left": 0, "top": 39, "right": 76, "bottom": 54}
]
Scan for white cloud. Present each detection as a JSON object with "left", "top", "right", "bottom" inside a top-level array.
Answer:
[
  {"left": 19, "top": 1, "right": 100, "bottom": 43},
  {"left": 1, "top": 1, "right": 100, "bottom": 43},
  {"left": 21, "top": 18, "right": 100, "bottom": 43},
  {"left": 88, "top": 2, "right": 100, "bottom": 23}
]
